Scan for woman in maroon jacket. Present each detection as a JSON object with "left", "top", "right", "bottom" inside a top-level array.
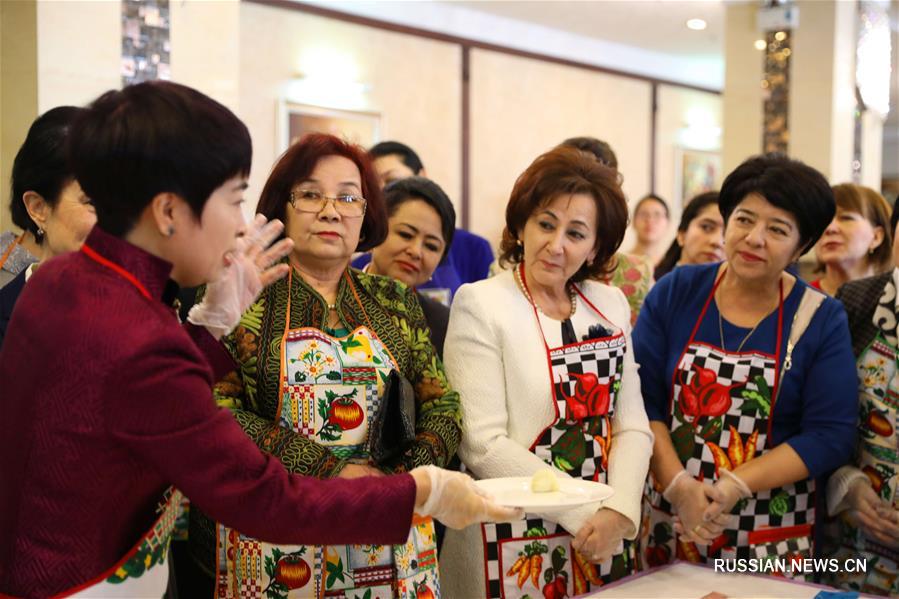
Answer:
[{"left": 0, "top": 81, "right": 519, "bottom": 598}]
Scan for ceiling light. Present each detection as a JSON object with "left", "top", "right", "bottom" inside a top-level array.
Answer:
[
  {"left": 686, "top": 18, "right": 707, "bottom": 31},
  {"left": 754, "top": 39, "right": 767, "bottom": 50}
]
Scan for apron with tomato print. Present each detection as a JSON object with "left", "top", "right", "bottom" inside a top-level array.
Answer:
[
  {"left": 480, "top": 265, "right": 635, "bottom": 599},
  {"left": 215, "top": 271, "right": 440, "bottom": 599},
  {"left": 641, "top": 268, "right": 815, "bottom": 579},
  {"left": 821, "top": 332, "right": 899, "bottom": 595}
]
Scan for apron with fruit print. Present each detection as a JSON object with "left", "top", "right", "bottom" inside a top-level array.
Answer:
[
  {"left": 215, "top": 271, "right": 440, "bottom": 599},
  {"left": 822, "top": 332, "right": 899, "bottom": 595},
  {"left": 62, "top": 488, "right": 183, "bottom": 597},
  {"left": 641, "top": 268, "right": 816, "bottom": 579},
  {"left": 480, "top": 265, "right": 635, "bottom": 599}
]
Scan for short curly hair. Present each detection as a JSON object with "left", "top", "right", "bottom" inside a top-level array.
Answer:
[{"left": 499, "top": 146, "right": 628, "bottom": 282}]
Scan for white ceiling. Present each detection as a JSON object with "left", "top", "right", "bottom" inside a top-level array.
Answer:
[{"left": 445, "top": 0, "right": 725, "bottom": 59}]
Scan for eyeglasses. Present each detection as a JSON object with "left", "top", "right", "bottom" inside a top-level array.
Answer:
[{"left": 289, "top": 189, "right": 367, "bottom": 217}]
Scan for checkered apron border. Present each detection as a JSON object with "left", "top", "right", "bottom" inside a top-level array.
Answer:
[
  {"left": 644, "top": 341, "right": 816, "bottom": 567},
  {"left": 482, "top": 328, "right": 632, "bottom": 598}
]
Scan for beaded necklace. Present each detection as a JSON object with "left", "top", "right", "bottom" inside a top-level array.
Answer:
[{"left": 513, "top": 263, "right": 577, "bottom": 318}]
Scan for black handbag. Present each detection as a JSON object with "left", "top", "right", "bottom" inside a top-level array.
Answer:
[{"left": 367, "top": 369, "right": 417, "bottom": 464}]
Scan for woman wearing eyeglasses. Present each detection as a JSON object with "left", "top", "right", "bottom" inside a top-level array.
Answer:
[{"left": 187, "top": 133, "right": 461, "bottom": 598}]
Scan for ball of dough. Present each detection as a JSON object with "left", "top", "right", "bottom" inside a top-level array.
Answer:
[{"left": 530, "top": 469, "right": 559, "bottom": 493}]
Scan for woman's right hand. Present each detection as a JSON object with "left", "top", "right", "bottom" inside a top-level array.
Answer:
[
  {"left": 664, "top": 472, "right": 727, "bottom": 545},
  {"left": 410, "top": 466, "right": 524, "bottom": 529}
]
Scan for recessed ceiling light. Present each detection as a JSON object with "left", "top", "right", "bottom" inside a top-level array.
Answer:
[
  {"left": 754, "top": 39, "right": 767, "bottom": 50},
  {"left": 686, "top": 18, "right": 707, "bottom": 31}
]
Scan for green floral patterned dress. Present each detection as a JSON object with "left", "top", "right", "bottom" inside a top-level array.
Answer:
[
  {"left": 603, "top": 252, "right": 654, "bottom": 326},
  {"left": 188, "top": 266, "right": 461, "bottom": 582}
]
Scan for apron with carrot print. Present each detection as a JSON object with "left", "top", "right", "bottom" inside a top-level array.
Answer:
[{"left": 480, "top": 265, "right": 635, "bottom": 598}]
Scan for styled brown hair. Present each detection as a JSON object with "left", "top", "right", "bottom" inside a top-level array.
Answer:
[
  {"left": 828, "top": 183, "right": 892, "bottom": 272},
  {"left": 256, "top": 133, "right": 387, "bottom": 251},
  {"left": 499, "top": 146, "right": 628, "bottom": 282}
]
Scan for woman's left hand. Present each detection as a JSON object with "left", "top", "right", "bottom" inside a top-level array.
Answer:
[
  {"left": 703, "top": 470, "right": 751, "bottom": 525},
  {"left": 844, "top": 482, "right": 899, "bottom": 548},
  {"left": 571, "top": 508, "right": 632, "bottom": 564}
]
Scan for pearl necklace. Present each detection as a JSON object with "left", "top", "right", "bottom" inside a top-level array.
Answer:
[{"left": 514, "top": 264, "right": 577, "bottom": 318}]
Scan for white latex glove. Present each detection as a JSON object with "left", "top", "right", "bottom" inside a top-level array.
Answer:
[
  {"left": 842, "top": 477, "right": 899, "bottom": 548},
  {"left": 411, "top": 465, "right": 524, "bottom": 529},
  {"left": 572, "top": 508, "right": 632, "bottom": 563},
  {"left": 188, "top": 214, "right": 294, "bottom": 339},
  {"left": 827, "top": 465, "right": 871, "bottom": 516},
  {"left": 702, "top": 469, "right": 751, "bottom": 527},
  {"left": 664, "top": 470, "right": 728, "bottom": 545}
]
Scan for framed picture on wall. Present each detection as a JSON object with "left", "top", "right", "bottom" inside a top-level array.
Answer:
[
  {"left": 675, "top": 148, "right": 721, "bottom": 207},
  {"left": 278, "top": 102, "right": 381, "bottom": 153}
]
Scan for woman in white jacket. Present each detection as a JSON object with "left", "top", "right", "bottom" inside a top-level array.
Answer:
[{"left": 440, "top": 146, "right": 653, "bottom": 598}]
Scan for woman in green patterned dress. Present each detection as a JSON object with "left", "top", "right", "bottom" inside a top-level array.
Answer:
[{"left": 187, "top": 133, "right": 460, "bottom": 599}]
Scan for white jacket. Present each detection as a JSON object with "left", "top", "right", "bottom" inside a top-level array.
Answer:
[{"left": 439, "top": 270, "right": 653, "bottom": 597}]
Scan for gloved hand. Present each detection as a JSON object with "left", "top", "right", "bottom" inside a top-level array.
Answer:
[
  {"left": 664, "top": 470, "right": 727, "bottom": 545},
  {"left": 843, "top": 477, "right": 899, "bottom": 548},
  {"left": 411, "top": 465, "right": 524, "bottom": 529},
  {"left": 572, "top": 508, "right": 632, "bottom": 564},
  {"left": 702, "top": 469, "right": 751, "bottom": 527},
  {"left": 188, "top": 214, "right": 294, "bottom": 339}
]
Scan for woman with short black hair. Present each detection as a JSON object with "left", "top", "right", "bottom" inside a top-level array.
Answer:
[
  {"left": 635, "top": 154, "right": 857, "bottom": 574},
  {"left": 0, "top": 106, "right": 96, "bottom": 347},
  {"left": 0, "top": 107, "right": 88, "bottom": 288}
]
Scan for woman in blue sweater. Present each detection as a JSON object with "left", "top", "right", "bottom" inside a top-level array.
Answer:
[{"left": 634, "top": 154, "right": 857, "bottom": 575}]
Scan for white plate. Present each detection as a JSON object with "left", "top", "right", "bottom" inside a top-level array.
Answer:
[{"left": 475, "top": 476, "right": 614, "bottom": 510}]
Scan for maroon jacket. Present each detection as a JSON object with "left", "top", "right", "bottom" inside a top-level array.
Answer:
[{"left": 0, "top": 227, "right": 416, "bottom": 597}]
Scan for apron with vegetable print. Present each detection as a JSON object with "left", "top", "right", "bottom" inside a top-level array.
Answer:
[
  {"left": 480, "top": 265, "right": 634, "bottom": 599},
  {"left": 641, "top": 269, "right": 815, "bottom": 579},
  {"left": 215, "top": 271, "right": 440, "bottom": 599},
  {"left": 822, "top": 332, "right": 899, "bottom": 595},
  {"left": 64, "top": 488, "right": 183, "bottom": 597}
]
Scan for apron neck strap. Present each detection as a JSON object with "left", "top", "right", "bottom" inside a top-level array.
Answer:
[
  {"left": 0, "top": 233, "right": 25, "bottom": 272},
  {"left": 283, "top": 268, "right": 374, "bottom": 335},
  {"left": 688, "top": 266, "right": 728, "bottom": 345},
  {"left": 687, "top": 265, "right": 786, "bottom": 447}
]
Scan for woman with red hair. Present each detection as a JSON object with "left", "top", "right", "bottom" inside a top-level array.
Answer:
[{"left": 188, "top": 133, "right": 463, "bottom": 598}]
